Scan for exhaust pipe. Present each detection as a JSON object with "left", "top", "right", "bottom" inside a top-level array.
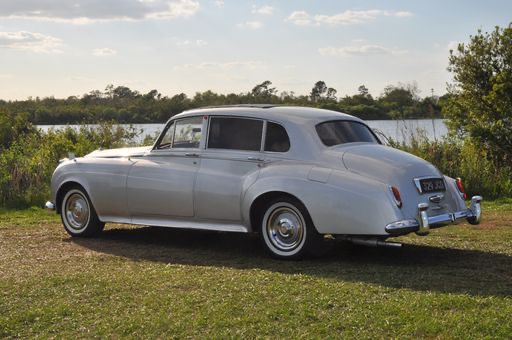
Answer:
[{"left": 344, "top": 236, "right": 403, "bottom": 248}]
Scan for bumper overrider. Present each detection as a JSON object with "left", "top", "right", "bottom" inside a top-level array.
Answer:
[{"left": 385, "top": 195, "right": 482, "bottom": 236}]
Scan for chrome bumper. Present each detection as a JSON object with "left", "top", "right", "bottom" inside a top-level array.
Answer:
[
  {"left": 45, "top": 201, "right": 55, "bottom": 211},
  {"left": 385, "top": 195, "right": 482, "bottom": 236}
]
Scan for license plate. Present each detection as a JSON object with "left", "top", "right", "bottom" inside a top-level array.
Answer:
[{"left": 417, "top": 178, "right": 446, "bottom": 193}]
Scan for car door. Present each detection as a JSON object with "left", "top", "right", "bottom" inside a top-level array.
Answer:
[
  {"left": 126, "top": 116, "right": 205, "bottom": 219},
  {"left": 194, "top": 116, "right": 265, "bottom": 222}
]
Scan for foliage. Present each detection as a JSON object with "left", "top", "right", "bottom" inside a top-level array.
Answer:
[
  {"left": 0, "top": 81, "right": 444, "bottom": 125},
  {"left": 0, "top": 111, "right": 142, "bottom": 208},
  {"left": 444, "top": 23, "right": 512, "bottom": 166},
  {"left": 390, "top": 134, "right": 512, "bottom": 198}
]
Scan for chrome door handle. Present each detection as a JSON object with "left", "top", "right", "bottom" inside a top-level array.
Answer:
[
  {"left": 247, "top": 156, "right": 265, "bottom": 162},
  {"left": 185, "top": 153, "right": 200, "bottom": 157}
]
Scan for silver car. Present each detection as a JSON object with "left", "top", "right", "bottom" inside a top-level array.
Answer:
[{"left": 46, "top": 105, "right": 482, "bottom": 259}]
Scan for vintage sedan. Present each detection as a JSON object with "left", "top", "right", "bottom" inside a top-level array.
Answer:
[{"left": 46, "top": 105, "right": 482, "bottom": 259}]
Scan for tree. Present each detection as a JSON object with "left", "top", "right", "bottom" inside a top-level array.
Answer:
[
  {"left": 310, "top": 81, "right": 327, "bottom": 102},
  {"left": 358, "top": 85, "right": 369, "bottom": 97},
  {"left": 444, "top": 24, "right": 512, "bottom": 164},
  {"left": 326, "top": 87, "right": 337, "bottom": 101},
  {"left": 112, "top": 86, "right": 139, "bottom": 99},
  {"left": 251, "top": 80, "right": 277, "bottom": 99},
  {"left": 379, "top": 83, "right": 420, "bottom": 119}
]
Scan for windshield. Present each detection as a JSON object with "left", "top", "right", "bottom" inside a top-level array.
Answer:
[{"left": 316, "top": 120, "right": 380, "bottom": 146}]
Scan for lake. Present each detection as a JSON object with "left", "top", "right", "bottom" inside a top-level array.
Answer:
[{"left": 38, "top": 119, "right": 448, "bottom": 145}]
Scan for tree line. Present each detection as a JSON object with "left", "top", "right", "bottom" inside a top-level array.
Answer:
[{"left": 0, "top": 81, "right": 445, "bottom": 125}]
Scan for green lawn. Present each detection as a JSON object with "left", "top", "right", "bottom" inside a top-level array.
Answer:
[{"left": 1, "top": 201, "right": 511, "bottom": 338}]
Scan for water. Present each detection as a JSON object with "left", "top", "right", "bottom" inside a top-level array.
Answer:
[
  {"left": 38, "top": 119, "right": 448, "bottom": 145},
  {"left": 366, "top": 119, "right": 447, "bottom": 144}
]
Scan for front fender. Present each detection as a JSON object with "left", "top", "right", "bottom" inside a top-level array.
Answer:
[
  {"left": 51, "top": 157, "right": 132, "bottom": 220},
  {"left": 51, "top": 160, "right": 94, "bottom": 212}
]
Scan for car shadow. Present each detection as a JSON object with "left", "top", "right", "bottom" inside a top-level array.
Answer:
[{"left": 71, "top": 226, "right": 512, "bottom": 298}]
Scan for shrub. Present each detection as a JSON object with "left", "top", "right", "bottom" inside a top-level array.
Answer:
[
  {"left": 0, "top": 119, "right": 142, "bottom": 208},
  {"left": 391, "top": 134, "right": 512, "bottom": 198}
]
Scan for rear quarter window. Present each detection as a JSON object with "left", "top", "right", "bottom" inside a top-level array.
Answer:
[{"left": 264, "top": 122, "right": 290, "bottom": 152}]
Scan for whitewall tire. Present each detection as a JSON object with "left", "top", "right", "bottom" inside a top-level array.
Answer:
[
  {"left": 260, "top": 197, "right": 321, "bottom": 260},
  {"left": 61, "top": 186, "right": 104, "bottom": 237}
]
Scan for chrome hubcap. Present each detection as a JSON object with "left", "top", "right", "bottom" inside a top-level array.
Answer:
[
  {"left": 266, "top": 207, "right": 304, "bottom": 251},
  {"left": 65, "top": 193, "right": 89, "bottom": 230}
]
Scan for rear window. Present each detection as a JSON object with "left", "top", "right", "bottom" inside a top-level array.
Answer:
[{"left": 316, "top": 120, "right": 379, "bottom": 146}]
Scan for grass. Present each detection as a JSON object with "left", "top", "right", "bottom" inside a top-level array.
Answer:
[{"left": 1, "top": 201, "right": 511, "bottom": 338}]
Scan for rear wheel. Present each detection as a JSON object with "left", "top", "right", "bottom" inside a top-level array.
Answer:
[
  {"left": 60, "top": 186, "right": 104, "bottom": 237},
  {"left": 260, "top": 197, "right": 322, "bottom": 260}
]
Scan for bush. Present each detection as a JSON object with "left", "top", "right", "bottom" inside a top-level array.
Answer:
[
  {"left": 390, "top": 134, "right": 512, "bottom": 199},
  {"left": 0, "top": 117, "right": 142, "bottom": 208}
]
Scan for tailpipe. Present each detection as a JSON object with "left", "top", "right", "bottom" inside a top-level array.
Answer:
[{"left": 343, "top": 236, "right": 403, "bottom": 248}]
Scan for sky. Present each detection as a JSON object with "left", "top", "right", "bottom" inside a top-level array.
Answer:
[{"left": 0, "top": 0, "right": 511, "bottom": 100}]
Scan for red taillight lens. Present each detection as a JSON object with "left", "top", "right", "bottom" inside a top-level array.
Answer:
[
  {"left": 390, "top": 186, "right": 402, "bottom": 208},
  {"left": 456, "top": 177, "right": 467, "bottom": 199}
]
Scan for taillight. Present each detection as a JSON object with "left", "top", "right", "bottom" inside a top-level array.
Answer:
[
  {"left": 390, "top": 186, "right": 402, "bottom": 208},
  {"left": 455, "top": 177, "right": 467, "bottom": 200}
]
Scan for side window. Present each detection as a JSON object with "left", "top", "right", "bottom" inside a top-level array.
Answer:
[
  {"left": 264, "top": 122, "right": 290, "bottom": 152},
  {"left": 208, "top": 117, "right": 263, "bottom": 151},
  {"left": 156, "top": 122, "right": 175, "bottom": 149},
  {"left": 173, "top": 117, "right": 203, "bottom": 149}
]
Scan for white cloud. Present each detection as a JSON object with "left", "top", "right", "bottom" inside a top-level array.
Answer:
[
  {"left": 285, "top": 11, "right": 311, "bottom": 26},
  {"left": 174, "top": 61, "right": 265, "bottom": 70},
  {"left": 286, "top": 9, "right": 413, "bottom": 26},
  {"left": 237, "top": 21, "right": 262, "bottom": 29},
  {"left": 176, "top": 39, "right": 207, "bottom": 47},
  {"left": 252, "top": 5, "right": 274, "bottom": 16},
  {"left": 395, "top": 11, "right": 414, "bottom": 17},
  {"left": 92, "top": 48, "right": 117, "bottom": 56},
  {"left": 0, "top": 31, "right": 63, "bottom": 53},
  {"left": 213, "top": 0, "right": 224, "bottom": 8},
  {"left": 319, "top": 45, "right": 407, "bottom": 56},
  {"left": 0, "top": 0, "right": 200, "bottom": 24},
  {"left": 145, "top": 0, "right": 200, "bottom": 19}
]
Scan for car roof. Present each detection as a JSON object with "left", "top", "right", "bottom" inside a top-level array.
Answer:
[{"left": 170, "top": 105, "right": 365, "bottom": 126}]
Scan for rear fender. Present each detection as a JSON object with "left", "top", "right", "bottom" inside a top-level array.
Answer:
[{"left": 242, "top": 166, "right": 402, "bottom": 235}]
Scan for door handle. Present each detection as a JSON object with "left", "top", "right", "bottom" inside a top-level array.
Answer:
[
  {"left": 185, "top": 153, "right": 200, "bottom": 157},
  {"left": 247, "top": 156, "right": 265, "bottom": 162}
]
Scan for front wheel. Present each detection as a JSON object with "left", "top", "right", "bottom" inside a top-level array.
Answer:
[
  {"left": 260, "top": 197, "right": 322, "bottom": 260},
  {"left": 61, "top": 186, "right": 104, "bottom": 237}
]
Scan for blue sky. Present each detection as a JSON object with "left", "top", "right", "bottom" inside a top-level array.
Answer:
[{"left": 0, "top": 0, "right": 511, "bottom": 100}]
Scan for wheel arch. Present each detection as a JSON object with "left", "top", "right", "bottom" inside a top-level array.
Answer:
[
  {"left": 249, "top": 191, "right": 310, "bottom": 233},
  {"left": 55, "top": 181, "right": 88, "bottom": 214}
]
